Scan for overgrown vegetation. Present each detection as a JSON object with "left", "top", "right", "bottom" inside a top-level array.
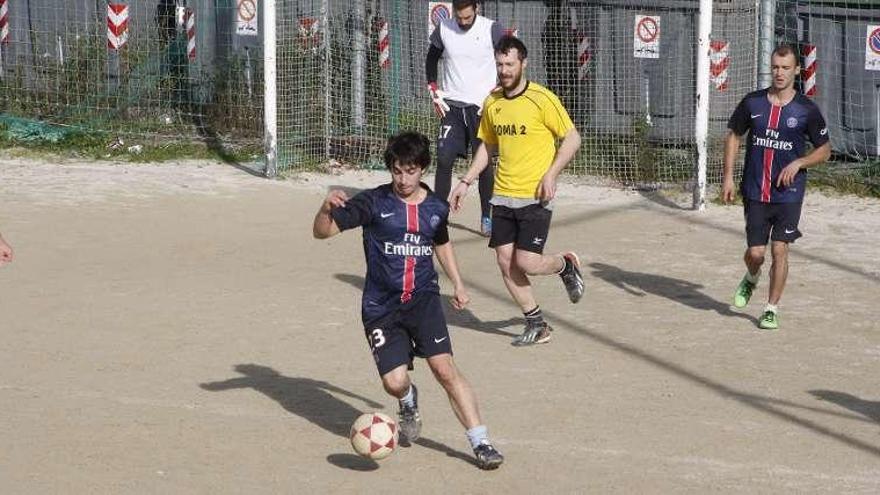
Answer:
[
  {"left": 0, "top": 18, "right": 261, "bottom": 162},
  {"left": 808, "top": 160, "right": 880, "bottom": 197},
  {"left": 0, "top": 121, "right": 260, "bottom": 164}
]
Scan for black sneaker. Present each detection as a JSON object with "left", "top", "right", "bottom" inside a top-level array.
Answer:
[
  {"left": 559, "top": 252, "right": 585, "bottom": 303},
  {"left": 473, "top": 442, "right": 504, "bottom": 470},
  {"left": 511, "top": 322, "right": 553, "bottom": 347},
  {"left": 397, "top": 384, "right": 421, "bottom": 445}
]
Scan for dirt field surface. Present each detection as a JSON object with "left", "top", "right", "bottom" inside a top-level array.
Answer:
[{"left": 1, "top": 157, "right": 879, "bottom": 494}]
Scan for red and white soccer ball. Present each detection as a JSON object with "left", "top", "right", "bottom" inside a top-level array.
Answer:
[{"left": 350, "top": 412, "right": 398, "bottom": 460}]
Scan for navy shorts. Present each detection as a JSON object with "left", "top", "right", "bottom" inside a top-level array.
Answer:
[
  {"left": 437, "top": 105, "right": 482, "bottom": 160},
  {"left": 744, "top": 199, "right": 803, "bottom": 247},
  {"left": 488, "top": 204, "right": 553, "bottom": 254},
  {"left": 363, "top": 293, "right": 453, "bottom": 377}
]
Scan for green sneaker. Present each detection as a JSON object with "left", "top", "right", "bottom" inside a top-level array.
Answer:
[
  {"left": 733, "top": 276, "right": 756, "bottom": 308},
  {"left": 758, "top": 310, "right": 779, "bottom": 330}
]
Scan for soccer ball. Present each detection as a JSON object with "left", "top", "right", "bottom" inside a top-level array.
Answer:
[{"left": 350, "top": 412, "right": 398, "bottom": 460}]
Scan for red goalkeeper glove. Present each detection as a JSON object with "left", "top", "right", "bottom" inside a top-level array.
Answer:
[{"left": 427, "top": 82, "right": 450, "bottom": 118}]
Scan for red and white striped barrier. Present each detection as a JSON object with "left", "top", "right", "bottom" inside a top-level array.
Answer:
[
  {"left": 802, "top": 44, "right": 817, "bottom": 97},
  {"left": 298, "top": 16, "right": 321, "bottom": 51},
  {"left": 0, "top": 0, "right": 9, "bottom": 45},
  {"left": 577, "top": 33, "right": 591, "bottom": 81},
  {"left": 377, "top": 19, "right": 390, "bottom": 69},
  {"left": 107, "top": 3, "right": 129, "bottom": 51},
  {"left": 709, "top": 40, "right": 729, "bottom": 91},
  {"left": 185, "top": 8, "right": 195, "bottom": 62}
]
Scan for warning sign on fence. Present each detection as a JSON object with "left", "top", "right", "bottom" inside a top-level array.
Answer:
[
  {"left": 633, "top": 15, "right": 660, "bottom": 59},
  {"left": 866, "top": 25, "right": 880, "bottom": 71},
  {"left": 236, "top": 0, "right": 258, "bottom": 37},
  {"left": 428, "top": 2, "right": 452, "bottom": 38}
]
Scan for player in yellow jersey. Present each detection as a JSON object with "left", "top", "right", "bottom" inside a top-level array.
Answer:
[{"left": 449, "top": 36, "right": 584, "bottom": 346}]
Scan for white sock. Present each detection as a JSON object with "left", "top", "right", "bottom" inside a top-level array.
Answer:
[
  {"left": 745, "top": 269, "right": 761, "bottom": 284},
  {"left": 764, "top": 303, "right": 778, "bottom": 314},
  {"left": 466, "top": 425, "right": 489, "bottom": 449},
  {"left": 399, "top": 385, "right": 415, "bottom": 408}
]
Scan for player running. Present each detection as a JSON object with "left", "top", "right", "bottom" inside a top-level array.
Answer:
[
  {"left": 312, "top": 132, "right": 504, "bottom": 470},
  {"left": 426, "top": 0, "right": 504, "bottom": 236},
  {"left": 722, "top": 44, "right": 831, "bottom": 330},
  {"left": 449, "top": 36, "right": 585, "bottom": 347}
]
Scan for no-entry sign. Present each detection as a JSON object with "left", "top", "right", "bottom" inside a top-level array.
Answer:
[
  {"left": 634, "top": 15, "right": 660, "bottom": 59},
  {"left": 867, "top": 25, "right": 880, "bottom": 71}
]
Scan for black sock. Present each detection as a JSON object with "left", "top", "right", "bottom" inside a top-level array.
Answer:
[{"left": 524, "top": 306, "right": 544, "bottom": 329}]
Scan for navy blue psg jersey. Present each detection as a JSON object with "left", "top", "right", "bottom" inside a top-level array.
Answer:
[
  {"left": 331, "top": 183, "right": 450, "bottom": 324},
  {"left": 728, "top": 89, "right": 829, "bottom": 203}
]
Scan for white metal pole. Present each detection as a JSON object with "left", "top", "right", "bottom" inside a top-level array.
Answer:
[
  {"left": 264, "top": 0, "right": 278, "bottom": 177},
  {"left": 57, "top": 35, "right": 64, "bottom": 65},
  {"left": 693, "top": 0, "right": 712, "bottom": 211},
  {"left": 322, "top": 0, "right": 332, "bottom": 160},
  {"left": 753, "top": 0, "right": 760, "bottom": 91},
  {"left": 352, "top": 0, "right": 366, "bottom": 131},
  {"left": 758, "top": 0, "right": 776, "bottom": 89},
  {"left": 244, "top": 46, "right": 253, "bottom": 99}
]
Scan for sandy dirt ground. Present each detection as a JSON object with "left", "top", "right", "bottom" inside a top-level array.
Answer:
[{"left": 1, "top": 156, "right": 879, "bottom": 494}]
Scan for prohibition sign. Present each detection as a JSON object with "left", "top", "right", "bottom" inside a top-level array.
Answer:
[
  {"left": 636, "top": 17, "right": 659, "bottom": 43},
  {"left": 431, "top": 4, "right": 450, "bottom": 27},
  {"left": 238, "top": 0, "right": 256, "bottom": 22},
  {"left": 869, "top": 27, "right": 880, "bottom": 55}
]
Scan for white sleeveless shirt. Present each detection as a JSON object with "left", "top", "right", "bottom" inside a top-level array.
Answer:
[{"left": 434, "top": 15, "right": 499, "bottom": 109}]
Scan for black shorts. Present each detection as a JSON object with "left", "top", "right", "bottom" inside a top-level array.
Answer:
[
  {"left": 488, "top": 204, "right": 553, "bottom": 254},
  {"left": 744, "top": 199, "right": 803, "bottom": 247},
  {"left": 363, "top": 293, "right": 452, "bottom": 377},
  {"left": 436, "top": 105, "right": 481, "bottom": 159}
]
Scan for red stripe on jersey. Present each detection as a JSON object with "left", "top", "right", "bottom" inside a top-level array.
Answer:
[
  {"left": 406, "top": 203, "right": 419, "bottom": 233},
  {"left": 401, "top": 257, "right": 415, "bottom": 303},
  {"left": 760, "top": 105, "right": 782, "bottom": 202},
  {"left": 401, "top": 203, "right": 419, "bottom": 303},
  {"left": 761, "top": 149, "right": 774, "bottom": 202},
  {"left": 768, "top": 104, "right": 781, "bottom": 130}
]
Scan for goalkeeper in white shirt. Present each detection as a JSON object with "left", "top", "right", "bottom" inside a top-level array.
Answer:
[{"left": 426, "top": 0, "right": 504, "bottom": 237}]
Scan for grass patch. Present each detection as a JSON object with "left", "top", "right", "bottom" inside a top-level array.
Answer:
[
  {"left": 0, "top": 123, "right": 261, "bottom": 165},
  {"left": 808, "top": 161, "right": 880, "bottom": 198}
]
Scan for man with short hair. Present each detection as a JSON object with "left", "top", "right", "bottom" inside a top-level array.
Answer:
[
  {"left": 313, "top": 131, "right": 504, "bottom": 469},
  {"left": 449, "top": 36, "right": 585, "bottom": 347},
  {"left": 426, "top": 0, "right": 504, "bottom": 236},
  {"left": 722, "top": 44, "right": 831, "bottom": 330}
]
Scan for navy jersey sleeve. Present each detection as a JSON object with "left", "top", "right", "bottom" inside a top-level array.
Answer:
[
  {"left": 429, "top": 25, "right": 443, "bottom": 50},
  {"left": 806, "top": 104, "right": 830, "bottom": 148},
  {"left": 727, "top": 97, "right": 751, "bottom": 136},
  {"left": 426, "top": 44, "right": 443, "bottom": 83},
  {"left": 433, "top": 215, "right": 450, "bottom": 246},
  {"left": 426, "top": 26, "right": 444, "bottom": 83},
  {"left": 330, "top": 190, "right": 374, "bottom": 231}
]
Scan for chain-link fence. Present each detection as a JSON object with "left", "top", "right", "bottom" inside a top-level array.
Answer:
[
  {"left": 1, "top": 1, "right": 877, "bottom": 192},
  {"left": 0, "top": 0, "right": 261, "bottom": 151}
]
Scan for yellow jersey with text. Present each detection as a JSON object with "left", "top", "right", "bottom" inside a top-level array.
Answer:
[{"left": 478, "top": 82, "right": 575, "bottom": 198}]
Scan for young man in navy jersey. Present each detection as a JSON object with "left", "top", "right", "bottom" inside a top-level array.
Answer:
[
  {"left": 722, "top": 44, "right": 831, "bottom": 330},
  {"left": 312, "top": 132, "right": 504, "bottom": 470}
]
